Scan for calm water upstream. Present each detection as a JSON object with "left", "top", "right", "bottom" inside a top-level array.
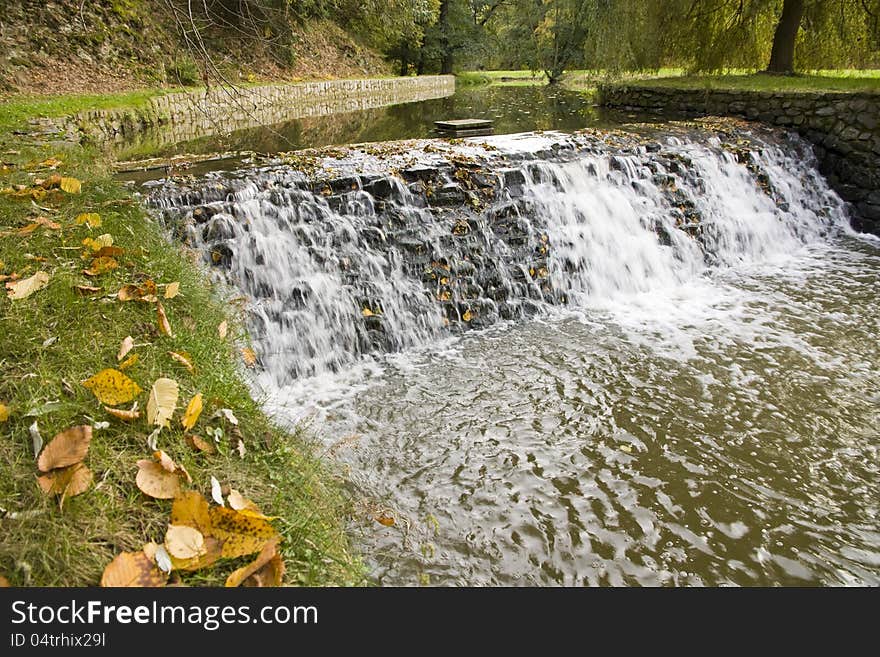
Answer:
[{"left": 148, "top": 90, "right": 880, "bottom": 586}]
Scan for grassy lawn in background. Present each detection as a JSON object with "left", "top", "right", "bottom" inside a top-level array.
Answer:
[{"left": 0, "top": 99, "right": 364, "bottom": 586}]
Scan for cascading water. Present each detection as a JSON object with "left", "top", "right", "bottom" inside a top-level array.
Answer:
[{"left": 148, "top": 120, "right": 880, "bottom": 585}]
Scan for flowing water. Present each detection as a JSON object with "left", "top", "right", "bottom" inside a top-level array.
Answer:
[{"left": 150, "top": 122, "right": 880, "bottom": 586}]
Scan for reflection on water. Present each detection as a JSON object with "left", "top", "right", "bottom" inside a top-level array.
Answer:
[{"left": 125, "top": 86, "right": 632, "bottom": 160}]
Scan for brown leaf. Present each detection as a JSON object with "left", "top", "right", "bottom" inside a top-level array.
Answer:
[
  {"left": 136, "top": 459, "right": 182, "bottom": 499},
  {"left": 218, "top": 320, "right": 228, "bottom": 339},
  {"left": 227, "top": 489, "right": 261, "bottom": 513},
  {"left": 117, "top": 336, "right": 134, "bottom": 361},
  {"left": 37, "top": 425, "right": 92, "bottom": 472},
  {"left": 100, "top": 551, "right": 167, "bottom": 587},
  {"left": 225, "top": 537, "right": 283, "bottom": 587},
  {"left": 83, "top": 256, "right": 118, "bottom": 277},
  {"left": 156, "top": 301, "right": 173, "bottom": 337},
  {"left": 93, "top": 246, "right": 124, "bottom": 258},
  {"left": 104, "top": 405, "right": 140, "bottom": 421},
  {"left": 0, "top": 575, "right": 9, "bottom": 586},
  {"left": 185, "top": 434, "right": 215, "bottom": 454},
  {"left": 241, "top": 348, "right": 257, "bottom": 367},
  {"left": 374, "top": 513, "right": 396, "bottom": 527},
  {"left": 36, "top": 462, "right": 92, "bottom": 508},
  {"left": 168, "top": 350, "right": 194, "bottom": 372},
  {"left": 6, "top": 271, "right": 49, "bottom": 300},
  {"left": 73, "top": 285, "right": 102, "bottom": 296}
]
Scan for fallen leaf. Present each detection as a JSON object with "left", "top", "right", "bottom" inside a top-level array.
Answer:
[
  {"left": 6, "top": 271, "right": 49, "bottom": 300},
  {"left": 227, "top": 489, "right": 261, "bottom": 513},
  {"left": 154, "top": 545, "right": 173, "bottom": 573},
  {"left": 39, "top": 157, "right": 63, "bottom": 168},
  {"left": 28, "top": 421, "right": 42, "bottom": 458},
  {"left": 362, "top": 307, "right": 375, "bottom": 317},
  {"left": 82, "top": 368, "right": 142, "bottom": 405},
  {"left": 73, "top": 284, "right": 102, "bottom": 296},
  {"left": 135, "top": 459, "right": 182, "bottom": 499},
  {"left": 218, "top": 320, "right": 228, "bottom": 339},
  {"left": 37, "top": 425, "right": 92, "bottom": 472},
  {"left": 375, "top": 513, "right": 396, "bottom": 527},
  {"left": 117, "top": 280, "right": 157, "bottom": 302},
  {"left": 117, "top": 336, "right": 134, "bottom": 361},
  {"left": 60, "top": 177, "right": 82, "bottom": 194},
  {"left": 181, "top": 393, "right": 203, "bottom": 431},
  {"left": 118, "top": 354, "right": 139, "bottom": 370},
  {"left": 93, "top": 246, "right": 124, "bottom": 258},
  {"left": 154, "top": 449, "right": 176, "bottom": 473},
  {"left": 146, "top": 377, "right": 178, "bottom": 428},
  {"left": 241, "top": 348, "right": 257, "bottom": 367},
  {"left": 164, "top": 525, "right": 206, "bottom": 560},
  {"left": 37, "top": 462, "right": 92, "bottom": 507},
  {"left": 210, "top": 476, "right": 224, "bottom": 506},
  {"left": 164, "top": 281, "right": 180, "bottom": 299},
  {"left": 185, "top": 434, "right": 215, "bottom": 454},
  {"left": 100, "top": 551, "right": 167, "bottom": 587},
  {"left": 462, "top": 309, "right": 473, "bottom": 322},
  {"left": 83, "top": 256, "right": 118, "bottom": 276},
  {"left": 32, "top": 216, "right": 60, "bottom": 230},
  {"left": 170, "top": 491, "right": 212, "bottom": 536},
  {"left": 82, "top": 234, "right": 113, "bottom": 250},
  {"left": 156, "top": 301, "right": 173, "bottom": 336},
  {"left": 76, "top": 212, "right": 101, "bottom": 227},
  {"left": 225, "top": 537, "right": 283, "bottom": 587},
  {"left": 168, "top": 351, "right": 194, "bottom": 372},
  {"left": 104, "top": 405, "right": 140, "bottom": 421},
  {"left": 0, "top": 403, "right": 8, "bottom": 423},
  {"left": 213, "top": 408, "right": 239, "bottom": 426},
  {"left": 169, "top": 536, "right": 223, "bottom": 572},
  {"left": 0, "top": 576, "right": 8, "bottom": 586},
  {"left": 209, "top": 506, "right": 279, "bottom": 559}
]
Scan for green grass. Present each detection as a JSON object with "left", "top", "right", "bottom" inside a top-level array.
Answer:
[
  {"left": 614, "top": 72, "right": 880, "bottom": 93},
  {"left": 0, "top": 111, "right": 364, "bottom": 586}
]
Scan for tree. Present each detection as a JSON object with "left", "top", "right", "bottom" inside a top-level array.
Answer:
[{"left": 767, "top": 0, "right": 806, "bottom": 73}]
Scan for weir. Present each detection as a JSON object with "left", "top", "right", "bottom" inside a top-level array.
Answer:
[{"left": 149, "top": 121, "right": 847, "bottom": 385}]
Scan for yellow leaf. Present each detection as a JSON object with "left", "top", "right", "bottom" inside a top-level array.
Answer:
[
  {"left": 37, "top": 425, "right": 92, "bottom": 472},
  {"left": 94, "top": 246, "right": 123, "bottom": 258},
  {"left": 117, "top": 336, "right": 134, "bottom": 362},
  {"left": 146, "top": 377, "right": 178, "bottom": 428},
  {"left": 209, "top": 506, "right": 280, "bottom": 559},
  {"left": 83, "top": 256, "right": 117, "bottom": 277},
  {"left": 362, "top": 307, "right": 375, "bottom": 317},
  {"left": 60, "top": 177, "right": 82, "bottom": 194},
  {"left": 104, "top": 405, "right": 140, "bottom": 421},
  {"left": 168, "top": 351, "right": 194, "bottom": 372},
  {"left": 0, "top": 403, "right": 8, "bottom": 423},
  {"left": 6, "top": 271, "right": 49, "bottom": 300},
  {"left": 164, "top": 281, "right": 180, "bottom": 299},
  {"left": 241, "top": 348, "right": 257, "bottom": 367},
  {"left": 156, "top": 301, "right": 173, "bottom": 337},
  {"left": 462, "top": 309, "right": 473, "bottom": 322},
  {"left": 170, "top": 491, "right": 213, "bottom": 536},
  {"left": 118, "top": 354, "right": 139, "bottom": 371},
  {"left": 82, "top": 234, "right": 113, "bottom": 252},
  {"left": 100, "top": 551, "right": 167, "bottom": 587},
  {"left": 218, "top": 320, "right": 228, "bottom": 339},
  {"left": 164, "top": 525, "right": 206, "bottom": 560},
  {"left": 375, "top": 513, "right": 395, "bottom": 527},
  {"left": 75, "top": 212, "right": 100, "bottom": 227},
  {"left": 38, "top": 157, "right": 63, "bottom": 168},
  {"left": 225, "top": 537, "right": 283, "bottom": 587},
  {"left": 135, "top": 459, "right": 182, "bottom": 499},
  {"left": 181, "top": 393, "right": 203, "bottom": 431},
  {"left": 82, "top": 368, "right": 142, "bottom": 406}
]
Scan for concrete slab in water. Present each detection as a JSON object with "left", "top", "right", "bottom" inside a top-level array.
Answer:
[{"left": 435, "top": 119, "right": 494, "bottom": 130}]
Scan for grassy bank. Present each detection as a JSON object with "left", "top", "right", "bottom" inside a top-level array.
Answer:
[{"left": 0, "top": 98, "right": 364, "bottom": 586}]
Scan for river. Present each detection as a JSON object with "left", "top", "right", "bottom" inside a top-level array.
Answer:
[{"left": 145, "top": 88, "right": 880, "bottom": 586}]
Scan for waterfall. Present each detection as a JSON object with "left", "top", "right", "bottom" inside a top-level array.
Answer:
[{"left": 149, "top": 125, "right": 848, "bottom": 387}]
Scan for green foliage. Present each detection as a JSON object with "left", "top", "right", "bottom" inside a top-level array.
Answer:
[{"left": 167, "top": 56, "right": 200, "bottom": 86}]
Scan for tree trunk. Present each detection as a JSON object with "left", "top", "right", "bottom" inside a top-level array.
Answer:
[
  {"left": 766, "top": 0, "right": 805, "bottom": 74},
  {"left": 400, "top": 55, "right": 409, "bottom": 77},
  {"left": 439, "top": 0, "right": 454, "bottom": 74}
]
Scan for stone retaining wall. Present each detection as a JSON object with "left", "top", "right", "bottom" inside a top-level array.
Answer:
[
  {"left": 68, "top": 75, "right": 456, "bottom": 152},
  {"left": 598, "top": 84, "right": 880, "bottom": 234}
]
